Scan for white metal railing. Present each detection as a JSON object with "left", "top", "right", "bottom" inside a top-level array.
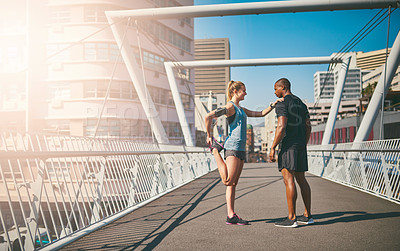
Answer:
[
  {"left": 307, "top": 139, "right": 400, "bottom": 204},
  {"left": 0, "top": 132, "right": 216, "bottom": 250}
]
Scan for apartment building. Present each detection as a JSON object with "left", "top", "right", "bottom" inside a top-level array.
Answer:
[
  {"left": 314, "top": 53, "right": 362, "bottom": 103},
  {"left": 0, "top": 0, "right": 195, "bottom": 144},
  {"left": 357, "top": 48, "right": 400, "bottom": 91}
]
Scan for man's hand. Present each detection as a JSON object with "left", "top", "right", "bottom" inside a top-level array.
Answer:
[{"left": 269, "top": 148, "right": 276, "bottom": 162}]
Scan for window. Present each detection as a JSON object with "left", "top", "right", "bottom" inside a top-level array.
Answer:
[
  {"left": 84, "top": 80, "right": 136, "bottom": 99},
  {"left": 48, "top": 83, "right": 71, "bottom": 99},
  {"left": 181, "top": 93, "right": 191, "bottom": 109},
  {"left": 168, "top": 122, "right": 182, "bottom": 137},
  {"left": 50, "top": 8, "right": 71, "bottom": 24},
  {"left": 47, "top": 43, "right": 71, "bottom": 61},
  {"left": 44, "top": 119, "right": 70, "bottom": 135},
  {"left": 177, "top": 69, "right": 190, "bottom": 80},
  {"left": 85, "top": 119, "right": 120, "bottom": 137},
  {"left": 84, "top": 43, "right": 121, "bottom": 61},
  {"left": 138, "top": 21, "right": 191, "bottom": 52},
  {"left": 84, "top": 6, "right": 108, "bottom": 23},
  {"left": 133, "top": 48, "right": 165, "bottom": 70}
]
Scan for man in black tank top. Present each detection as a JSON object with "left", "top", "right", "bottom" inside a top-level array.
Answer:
[{"left": 269, "top": 78, "right": 314, "bottom": 228}]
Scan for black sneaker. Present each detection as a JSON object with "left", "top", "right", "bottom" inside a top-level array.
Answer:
[
  {"left": 274, "top": 217, "right": 298, "bottom": 228},
  {"left": 208, "top": 137, "right": 224, "bottom": 153},
  {"left": 226, "top": 213, "right": 249, "bottom": 225},
  {"left": 297, "top": 215, "right": 314, "bottom": 225}
]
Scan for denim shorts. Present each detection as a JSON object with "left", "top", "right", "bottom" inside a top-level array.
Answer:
[{"left": 224, "top": 150, "right": 246, "bottom": 161}]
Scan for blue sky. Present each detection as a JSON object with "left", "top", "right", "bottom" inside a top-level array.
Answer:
[{"left": 193, "top": 0, "right": 400, "bottom": 125}]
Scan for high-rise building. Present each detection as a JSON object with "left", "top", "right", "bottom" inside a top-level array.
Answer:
[
  {"left": 0, "top": 0, "right": 195, "bottom": 144},
  {"left": 194, "top": 38, "right": 230, "bottom": 95},
  {"left": 314, "top": 53, "right": 362, "bottom": 103},
  {"left": 194, "top": 38, "right": 230, "bottom": 144}
]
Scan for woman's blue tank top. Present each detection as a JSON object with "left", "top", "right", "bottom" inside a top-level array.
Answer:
[{"left": 224, "top": 101, "right": 247, "bottom": 151}]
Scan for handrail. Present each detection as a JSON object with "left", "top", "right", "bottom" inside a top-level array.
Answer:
[
  {"left": 0, "top": 132, "right": 217, "bottom": 250},
  {"left": 307, "top": 139, "right": 400, "bottom": 204},
  {"left": 0, "top": 150, "right": 208, "bottom": 160},
  {"left": 308, "top": 149, "right": 400, "bottom": 153}
]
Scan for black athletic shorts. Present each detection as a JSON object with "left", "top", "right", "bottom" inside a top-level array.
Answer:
[
  {"left": 224, "top": 150, "right": 246, "bottom": 161},
  {"left": 278, "top": 146, "right": 308, "bottom": 172}
]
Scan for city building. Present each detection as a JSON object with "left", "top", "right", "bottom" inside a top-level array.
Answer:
[
  {"left": 314, "top": 53, "right": 362, "bottom": 103},
  {"left": 0, "top": 0, "right": 195, "bottom": 144},
  {"left": 194, "top": 38, "right": 230, "bottom": 95},
  {"left": 307, "top": 99, "right": 369, "bottom": 126},
  {"left": 252, "top": 122, "right": 266, "bottom": 152},
  {"left": 193, "top": 38, "right": 230, "bottom": 145},
  {"left": 357, "top": 48, "right": 400, "bottom": 91},
  {"left": 246, "top": 124, "right": 254, "bottom": 153},
  {"left": 309, "top": 110, "right": 400, "bottom": 145},
  {"left": 263, "top": 104, "right": 277, "bottom": 155}
]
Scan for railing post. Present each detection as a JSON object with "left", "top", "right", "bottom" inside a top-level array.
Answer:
[
  {"left": 24, "top": 160, "right": 46, "bottom": 251},
  {"left": 358, "top": 152, "right": 369, "bottom": 190},
  {"left": 91, "top": 158, "right": 106, "bottom": 224},
  {"left": 380, "top": 153, "right": 393, "bottom": 198}
]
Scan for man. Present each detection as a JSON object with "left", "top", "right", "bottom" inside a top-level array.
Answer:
[{"left": 269, "top": 78, "right": 313, "bottom": 228}]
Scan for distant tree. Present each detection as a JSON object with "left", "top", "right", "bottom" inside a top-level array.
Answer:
[
  {"left": 362, "top": 82, "right": 377, "bottom": 97},
  {"left": 362, "top": 81, "right": 392, "bottom": 97}
]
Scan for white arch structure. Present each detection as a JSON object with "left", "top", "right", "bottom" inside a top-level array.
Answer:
[{"left": 105, "top": 0, "right": 400, "bottom": 146}]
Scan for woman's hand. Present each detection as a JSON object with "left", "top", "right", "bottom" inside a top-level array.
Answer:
[
  {"left": 206, "top": 136, "right": 212, "bottom": 146},
  {"left": 273, "top": 97, "right": 285, "bottom": 107}
]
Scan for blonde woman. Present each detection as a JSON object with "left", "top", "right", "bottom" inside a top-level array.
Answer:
[{"left": 205, "top": 80, "right": 281, "bottom": 225}]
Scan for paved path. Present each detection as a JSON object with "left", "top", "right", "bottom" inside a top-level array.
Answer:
[{"left": 61, "top": 163, "right": 400, "bottom": 251}]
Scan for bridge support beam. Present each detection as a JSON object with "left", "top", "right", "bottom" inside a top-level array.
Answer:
[
  {"left": 354, "top": 30, "right": 400, "bottom": 142},
  {"left": 106, "top": 16, "right": 169, "bottom": 145},
  {"left": 321, "top": 56, "right": 351, "bottom": 145}
]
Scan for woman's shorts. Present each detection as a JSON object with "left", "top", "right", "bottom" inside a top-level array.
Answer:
[{"left": 224, "top": 150, "right": 246, "bottom": 161}]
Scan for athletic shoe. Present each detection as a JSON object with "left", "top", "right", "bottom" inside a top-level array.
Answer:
[
  {"left": 208, "top": 137, "right": 224, "bottom": 153},
  {"left": 226, "top": 213, "right": 249, "bottom": 225},
  {"left": 297, "top": 215, "right": 314, "bottom": 225},
  {"left": 274, "top": 218, "right": 298, "bottom": 228}
]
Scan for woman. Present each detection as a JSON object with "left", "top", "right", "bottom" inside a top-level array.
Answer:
[{"left": 205, "top": 80, "right": 281, "bottom": 225}]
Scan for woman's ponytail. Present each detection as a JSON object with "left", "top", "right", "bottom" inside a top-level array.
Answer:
[{"left": 226, "top": 80, "right": 244, "bottom": 102}]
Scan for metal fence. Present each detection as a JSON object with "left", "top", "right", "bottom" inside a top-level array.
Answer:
[
  {"left": 0, "top": 132, "right": 216, "bottom": 250},
  {"left": 307, "top": 139, "right": 400, "bottom": 204}
]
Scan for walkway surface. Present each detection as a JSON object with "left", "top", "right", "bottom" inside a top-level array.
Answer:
[{"left": 61, "top": 163, "right": 400, "bottom": 251}]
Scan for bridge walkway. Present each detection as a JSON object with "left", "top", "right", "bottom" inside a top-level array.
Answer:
[{"left": 61, "top": 163, "right": 400, "bottom": 250}]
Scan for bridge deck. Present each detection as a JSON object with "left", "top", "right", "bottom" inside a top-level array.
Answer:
[{"left": 61, "top": 163, "right": 400, "bottom": 250}]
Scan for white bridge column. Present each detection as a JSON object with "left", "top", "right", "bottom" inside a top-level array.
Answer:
[
  {"left": 354, "top": 30, "right": 400, "bottom": 142},
  {"left": 106, "top": 16, "right": 169, "bottom": 144},
  {"left": 321, "top": 56, "right": 351, "bottom": 145},
  {"left": 164, "top": 62, "right": 195, "bottom": 146}
]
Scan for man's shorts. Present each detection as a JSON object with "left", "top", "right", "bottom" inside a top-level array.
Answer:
[
  {"left": 224, "top": 150, "right": 246, "bottom": 161},
  {"left": 278, "top": 146, "right": 308, "bottom": 172}
]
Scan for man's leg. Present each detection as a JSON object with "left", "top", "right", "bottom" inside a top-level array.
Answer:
[
  {"left": 295, "top": 172, "right": 311, "bottom": 217},
  {"left": 281, "top": 168, "right": 297, "bottom": 220}
]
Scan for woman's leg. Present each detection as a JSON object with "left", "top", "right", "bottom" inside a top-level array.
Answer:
[
  {"left": 212, "top": 149, "right": 230, "bottom": 184},
  {"left": 225, "top": 156, "right": 244, "bottom": 217}
]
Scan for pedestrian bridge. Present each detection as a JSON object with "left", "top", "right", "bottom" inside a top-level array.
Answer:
[
  {"left": 0, "top": 133, "right": 399, "bottom": 250},
  {"left": 60, "top": 163, "right": 400, "bottom": 251}
]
